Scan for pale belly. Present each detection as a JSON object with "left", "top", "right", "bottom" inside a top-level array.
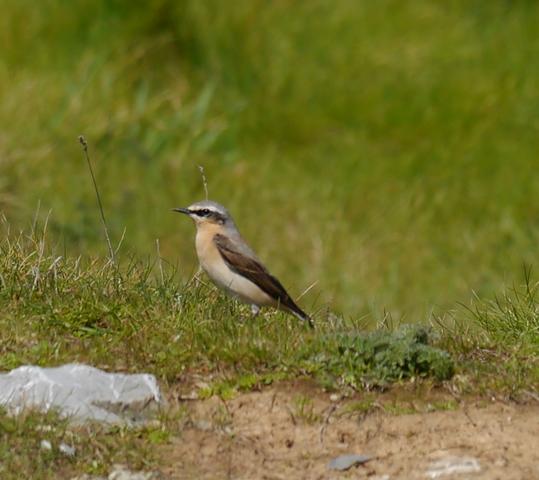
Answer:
[{"left": 196, "top": 231, "right": 274, "bottom": 307}]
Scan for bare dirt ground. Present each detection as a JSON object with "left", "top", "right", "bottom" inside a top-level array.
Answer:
[{"left": 162, "top": 383, "right": 539, "bottom": 480}]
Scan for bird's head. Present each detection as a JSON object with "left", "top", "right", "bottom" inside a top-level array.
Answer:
[{"left": 173, "top": 200, "right": 232, "bottom": 227}]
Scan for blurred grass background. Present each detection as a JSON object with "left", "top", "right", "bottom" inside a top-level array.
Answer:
[{"left": 2, "top": 0, "right": 539, "bottom": 318}]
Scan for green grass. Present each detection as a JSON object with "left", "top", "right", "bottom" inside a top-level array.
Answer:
[
  {"left": 0, "top": 407, "right": 173, "bottom": 480},
  {"left": 0, "top": 222, "right": 536, "bottom": 390},
  {"left": 0, "top": 208, "right": 537, "bottom": 479},
  {"left": 0, "top": 223, "right": 454, "bottom": 384},
  {"left": 3, "top": 0, "right": 539, "bottom": 317},
  {"left": 1, "top": 1, "right": 539, "bottom": 477}
]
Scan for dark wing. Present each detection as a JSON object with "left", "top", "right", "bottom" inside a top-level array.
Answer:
[{"left": 214, "top": 233, "right": 312, "bottom": 327}]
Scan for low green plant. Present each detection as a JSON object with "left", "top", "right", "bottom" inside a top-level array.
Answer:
[
  {"left": 338, "top": 397, "right": 376, "bottom": 416},
  {"left": 305, "top": 325, "right": 455, "bottom": 389},
  {"left": 290, "top": 395, "right": 321, "bottom": 425},
  {"left": 427, "top": 399, "right": 458, "bottom": 412},
  {"left": 382, "top": 401, "right": 417, "bottom": 416}
]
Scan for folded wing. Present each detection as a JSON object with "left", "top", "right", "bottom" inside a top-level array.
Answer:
[{"left": 213, "top": 233, "right": 312, "bottom": 327}]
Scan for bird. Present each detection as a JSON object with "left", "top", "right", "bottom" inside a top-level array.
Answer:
[{"left": 173, "top": 200, "right": 313, "bottom": 328}]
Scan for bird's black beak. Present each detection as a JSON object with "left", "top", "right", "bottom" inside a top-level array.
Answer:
[{"left": 172, "top": 207, "right": 191, "bottom": 215}]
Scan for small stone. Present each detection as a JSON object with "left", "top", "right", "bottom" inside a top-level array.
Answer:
[
  {"left": 193, "top": 420, "right": 212, "bottom": 431},
  {"left": 329, "top": 394, "right": 340, "bottom": 402},
  {"left": 40, "top": 439, "right": 52, "bottom": 451},
  {"left": 70, "top": 475, "right": 106, "bottom": 480},
  {"left": 179, "top": 391, "right": 198, "bottom": 401},
  {"left": 59, "top": 442, "right": 76, "bottom": 457},
  {"left": 426, "top": 456, "right": 481, "bottom": 478},
  {"left": 107, "top": 464, "right": 162, "bottom": 480},
  {"left": 328, "top": 454, "right": 372, "bottom": 471}
]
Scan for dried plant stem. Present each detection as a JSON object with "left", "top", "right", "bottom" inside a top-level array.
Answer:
[
  {"left": 156, "top": 238, "right": 164, "bottom": 285},
  {"left": 297, "top": 280, "right": 318, "bottom": 301},
  {"left": 78, "top": 135, "right": 115, "bottom": 264},
  {"left": 198, "top": 164, "right": 209, "bottom": 200}
]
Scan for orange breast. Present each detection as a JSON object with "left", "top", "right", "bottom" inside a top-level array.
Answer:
[{"left": 194, "top": 225, "right": 274, "bottom": 307}]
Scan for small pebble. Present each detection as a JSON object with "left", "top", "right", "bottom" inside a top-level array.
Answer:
[
  {"left": 328, "top": 453, "right": 372, "bottom": 471},
  {"left": 40, "top": 440, "right": 52, "bottom": 451},
  {"left": 426, "top": 456, "right": 481, "bottom": 478},
  {"left": 59, "top": 442, "right": 76, "bottom": 457},
  {"left": 193, "top": 420, "right": 212, "bottom": 431}
]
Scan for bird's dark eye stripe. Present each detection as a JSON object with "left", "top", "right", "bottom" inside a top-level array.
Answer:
[{"left": 197, "top": 209, "right": 211, "bottom": 216}]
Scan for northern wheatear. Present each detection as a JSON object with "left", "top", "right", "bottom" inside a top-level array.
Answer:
[{"left": 174, "top": 200, "right": 313, "bottom": 328}]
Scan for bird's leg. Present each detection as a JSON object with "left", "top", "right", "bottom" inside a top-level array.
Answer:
[{"left": 251, "top": 304, "right": 261, "bottom": 317}]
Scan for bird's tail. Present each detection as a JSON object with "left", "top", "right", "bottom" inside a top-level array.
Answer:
[{"left": 288, "top": 305, "right": 314, "bottom": 329}]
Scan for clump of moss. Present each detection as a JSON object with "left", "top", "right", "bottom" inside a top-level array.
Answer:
[{"left": 309, "top": 325, "right": 454, "bottom": 389}]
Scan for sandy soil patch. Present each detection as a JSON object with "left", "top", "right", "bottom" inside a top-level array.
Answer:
[{"left": 162, "top": 384, "right": 539, "bottom": 479}]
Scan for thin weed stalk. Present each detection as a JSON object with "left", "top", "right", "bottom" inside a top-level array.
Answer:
[
  {"left": 198, "top": 164, "right": 209, "bottom": 200},
  {"left": 78, "top": 135, "right": 115, "bottom": 265}
]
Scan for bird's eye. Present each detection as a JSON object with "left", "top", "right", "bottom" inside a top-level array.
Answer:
[{"left": 198, "top": 209, "right": 210, "bottom": 216}]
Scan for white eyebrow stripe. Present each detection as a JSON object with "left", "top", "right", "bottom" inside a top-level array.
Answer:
[{"left": 191, "top": 206, "right": 223, "bottom": 215}]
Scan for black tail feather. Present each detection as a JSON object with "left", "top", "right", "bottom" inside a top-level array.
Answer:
[{"left": 288, "top": 304, "right": 314, "bottom": 329}]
